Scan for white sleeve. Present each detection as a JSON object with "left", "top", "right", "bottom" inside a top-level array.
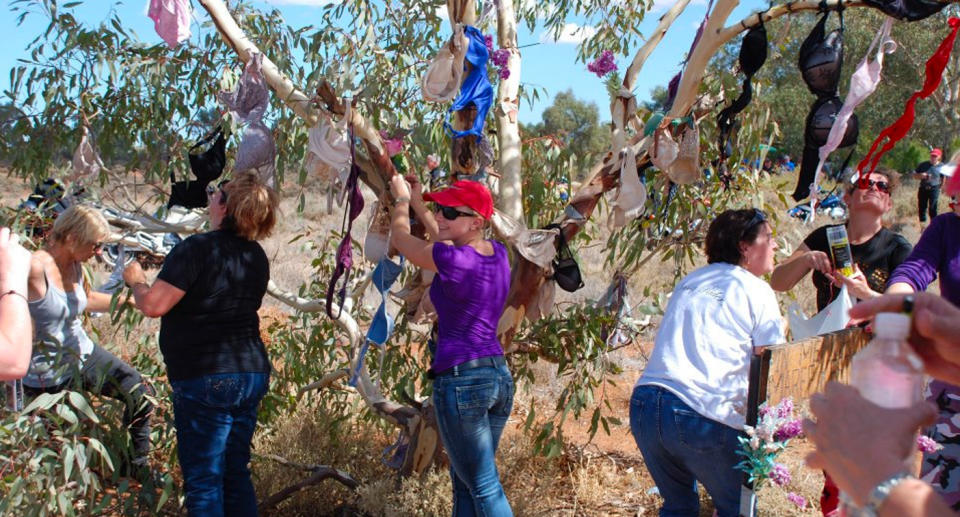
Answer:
[{"left": 751, "top": 286, "right": 786, "bottom": 348}]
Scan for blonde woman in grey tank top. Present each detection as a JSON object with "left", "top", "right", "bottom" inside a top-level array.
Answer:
[{"left": 25, "top": 205, "right": 154, "bottom": 475}]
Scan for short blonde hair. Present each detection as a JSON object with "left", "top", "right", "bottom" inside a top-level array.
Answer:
[
  {"left": 221, "top": 172, "right": 279, "bottom": 241},
  {"left": 49, "top": 205, "right": 110, "bottom": 248}
]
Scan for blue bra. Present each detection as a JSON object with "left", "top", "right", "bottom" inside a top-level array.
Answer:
[{"left": 445, "top": 25, "right": 494, "bottom": 139}]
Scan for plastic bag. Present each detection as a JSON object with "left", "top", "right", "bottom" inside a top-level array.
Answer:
[{"left": 787, "top": 284, "right": 854, "bottom": 341}]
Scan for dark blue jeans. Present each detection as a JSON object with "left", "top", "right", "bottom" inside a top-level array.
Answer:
[
  {"left": 171, "top": 372, "right": 269, "bottom": 517},
  {"left": 629, "top": 384, "right": 744, "bottom": 517},
  {"left": 432, "top": 362, "right": 514, "bottom": 517}
]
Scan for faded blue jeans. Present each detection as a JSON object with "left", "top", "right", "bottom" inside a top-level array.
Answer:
[
  {"left": 432, "top": 362, "right": 514, "bottom": 517},
  {"left": 171, "top": 372, "right": 269, "bottom": 517},
  {"left": 629, "top": 384, "right": 744, "bottom": 517}
]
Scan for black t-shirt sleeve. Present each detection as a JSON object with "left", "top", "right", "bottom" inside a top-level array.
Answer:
[
  {"left": 802, "top": 226, "right": 829, "bottom": 253},
  {"left": 157, "top": 236, "right": 203, "bottom": 291}
]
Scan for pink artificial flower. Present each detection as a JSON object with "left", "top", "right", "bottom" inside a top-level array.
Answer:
[
  {"left": 587, "top": 50, "right": 617, "bottom": 78},
  {"left": 770, "top": 463, "right": 791, "bottom": 487},
  {"left": 774, "top": 419, "right": 803, "bottom": 442},
  {"left": 758, "top": 404, "right": 774, "bottom": 419},
  {"left": 918, "top": 435, "right": 942, "bottom": 453},
  {"left": 787, "top": 492, "right": 807, "bottom": 508},
  {"left": 379, "top": 130, "right": 404, "bottom": 157},
  {"left": 484, "top": 34, "right": 494, "bottom": 52},
  {"left": 776, "top": 398, "right": 795, "bottom": 419},
  {"left": 491, "top": 49, "right": 511, "bottom": 68},
  {"left": 499, "top": 67, "right": 511, "bottom": 80}
]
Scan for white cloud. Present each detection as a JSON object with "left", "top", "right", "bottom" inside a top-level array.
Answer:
[
  {"left": 261, "top": 0, "right": 340, "bottom": 6},
  {"left": 540, "top": 22, "right": 597, "bottom": 45}
]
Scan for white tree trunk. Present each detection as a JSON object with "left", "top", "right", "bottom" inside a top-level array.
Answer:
[{"left": 495, "top": 0, "right": 524, "bottom": 221}]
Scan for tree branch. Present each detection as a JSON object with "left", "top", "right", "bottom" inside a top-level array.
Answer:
[
  {"left": 670, "top": 0, "right": 960, "bottom": 117},
  {"left": 196, "top": 0, "right": 318, "bottom": 125}
]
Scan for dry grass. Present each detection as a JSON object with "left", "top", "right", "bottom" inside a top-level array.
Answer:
[{"left": 0, "top": 167, "right": 943, "bottom": 516}]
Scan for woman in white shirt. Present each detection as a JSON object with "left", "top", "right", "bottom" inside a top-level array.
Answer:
[{"left": 630, "top": 208, "right": 785, "bottom": 517}]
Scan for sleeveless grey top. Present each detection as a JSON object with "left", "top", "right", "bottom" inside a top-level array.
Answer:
[{"left": 23, "top": 264, "right": 95, "bottom": 388}]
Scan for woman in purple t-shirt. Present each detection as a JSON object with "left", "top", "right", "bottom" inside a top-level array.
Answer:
[
  {"left": 887, "top": 197, "right": 960, "bottom": 508},
  {"left": 389, "top": 175, "right": 514, "bottom": 516}
]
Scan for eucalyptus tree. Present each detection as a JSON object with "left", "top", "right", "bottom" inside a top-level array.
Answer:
[{"left": 4, "top": 0, "right": 960, "bottom": 512}]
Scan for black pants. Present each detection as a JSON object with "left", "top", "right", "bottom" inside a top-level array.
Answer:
[
  {"left": 25, "top": 344, "right": 154, "bottom": 461},
  {"left": 919, "top": 186, "right": 940, "bottom": 222}
]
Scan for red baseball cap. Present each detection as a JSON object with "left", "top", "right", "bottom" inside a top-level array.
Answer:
[
  {"left": 932, "top": 148, "right": 943, "bottom": 157},
  {"left": 423, "top": 180, "right": 494, "bottom": 220}
]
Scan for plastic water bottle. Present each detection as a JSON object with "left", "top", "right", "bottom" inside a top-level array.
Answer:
[
  {"left": 850, "top": 312, "right": 923, "bottom": 408},
  {"left": 4, "top": 379, "right": 23, "bottom": 412},
  {"left": 842, "top": 312, "right": 923, "bottom": 515},
  {"left": 826, "top": 225, "right": 854, "bottom": 278}
]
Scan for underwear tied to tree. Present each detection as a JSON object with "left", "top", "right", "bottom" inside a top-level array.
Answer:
[
  {"left": 169, "top": 126, "right": 228, "bottom": 209},
  {"left": 792, "top": 5, "right": 861, "bottom": 202},
  {"left": 349, "top": 256, "right": 405, "bottom": 387},
  {"left": 445, "top": 25, "right": 495, "bottom": 140},
  {"left": 219, "top": 53, "right": 277, "bottom": 186},
  {"left": 716, "top": 16, "right": 768, "bottom": 170},
  {"left": 861, "top": 0, "right": 947, "bottom": 21},
  {"left": 326, "top": 123, "right": 364, "bottom": 320},
  {"left": 796, "top": 18, "right": 896, "bottom": 211},
  {"left": 148, "top": 0, "right": 192, "bottom": 49},
  {"left": 856, "top": 17, "right": 960, "bottom": 183}
]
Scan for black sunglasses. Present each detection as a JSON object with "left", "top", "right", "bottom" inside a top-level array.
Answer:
[
  {"left": 434, "top": 204, "right": 475, "bottom": 220},
  {"left": 857, "top": 178, "right": 891, "bottom": 194}
]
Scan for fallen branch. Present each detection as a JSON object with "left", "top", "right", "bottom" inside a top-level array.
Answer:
[{"left": 257, "top": 458, "right": 359, "bottom": 511}]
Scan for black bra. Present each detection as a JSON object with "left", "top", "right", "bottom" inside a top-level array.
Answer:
[
  {"left": 168, "top": 126, "right": 228, "bottom": 209},
  {"left": 799, "top": 14, "right": 844, "bottom": 98},
  {"left": 188, "top": 126, "right": 227, "bottom": 184},
  {"left": 861, "top": 0, "right": 946, "bottom": 21},
  {"left": 717, "top": 18, "right": 768, "bottom": 168},
  {"left": 806, "top": 97, "right": 859, "bottom": 149}
]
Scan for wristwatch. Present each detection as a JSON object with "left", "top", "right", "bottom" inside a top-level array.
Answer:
[{"left": 861, "top": 472, "right": 914, "bottom": 517}]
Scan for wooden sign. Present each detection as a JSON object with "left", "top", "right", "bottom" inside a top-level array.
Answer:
[{"left": 747, "top": 327, "right": 868, "bottom": 425}]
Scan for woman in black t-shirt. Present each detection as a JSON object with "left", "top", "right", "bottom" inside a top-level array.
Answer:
[{"left": 124, "top": 172, "right": 279, "bottom": 516}]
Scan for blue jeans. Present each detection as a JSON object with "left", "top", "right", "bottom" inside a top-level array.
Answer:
[
  {"left": 432, "top": 363, "right": 514, "bottom": 517},
  {"left": 171, "top": 372, "right": 269, "bottom": 517},
  {"left": 629, "top": 385, "right": 744, "bottom": 517}
]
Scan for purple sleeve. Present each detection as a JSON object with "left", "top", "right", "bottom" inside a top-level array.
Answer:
[
  {"left": 432, "top": 242, "right": 469, "bottom": 287},
  {"left": 888, "top": 218, "right": 943, "bottom": 291}
]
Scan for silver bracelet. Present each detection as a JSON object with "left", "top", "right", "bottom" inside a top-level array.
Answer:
[
  {"left": 862, "top": 471, "right": 915, "bottom": 517},
  {"left": 395, "top": 196, "right": 411, "bottom": 204}
]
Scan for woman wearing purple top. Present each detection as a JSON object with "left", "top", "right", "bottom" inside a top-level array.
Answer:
[
  {"left": 887, "top": 198, "right": 960, "bottom": 509},
  {"left": 389, "top": 175, "right": 513, "bottom": 516}
]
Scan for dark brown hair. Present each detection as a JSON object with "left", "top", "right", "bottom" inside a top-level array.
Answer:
[{"left": 705, "top": 208, "right": 767, "bottom": 265}]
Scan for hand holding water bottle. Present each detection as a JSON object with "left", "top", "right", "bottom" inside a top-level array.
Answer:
[
  {"left": 851, "top": 293, "right": 960, "bottom": 386},
  {"left": 804, "top": 382, "right": 935, "bottom": 508}
]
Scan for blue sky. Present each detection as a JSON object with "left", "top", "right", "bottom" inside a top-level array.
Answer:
[{"left": 0, "top": 0, "right": 769, "bottom": 125}]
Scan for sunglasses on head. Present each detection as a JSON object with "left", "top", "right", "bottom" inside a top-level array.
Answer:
[
  {"left": 741, "top": 208, "right": 767, "bottom": 239},
  {"left": 857, "top": 178, "right": 891, "bottom": 194},
  {"left": 433, "top": 204, "right": 475, "bottom": 220},
  {"left": 205, "top": 180, "right": 230, "bottom": 203}
]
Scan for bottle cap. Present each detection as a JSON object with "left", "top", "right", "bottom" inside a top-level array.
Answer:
[{"left": 874, "top": 312, "right": 911, "bottom": 340}]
